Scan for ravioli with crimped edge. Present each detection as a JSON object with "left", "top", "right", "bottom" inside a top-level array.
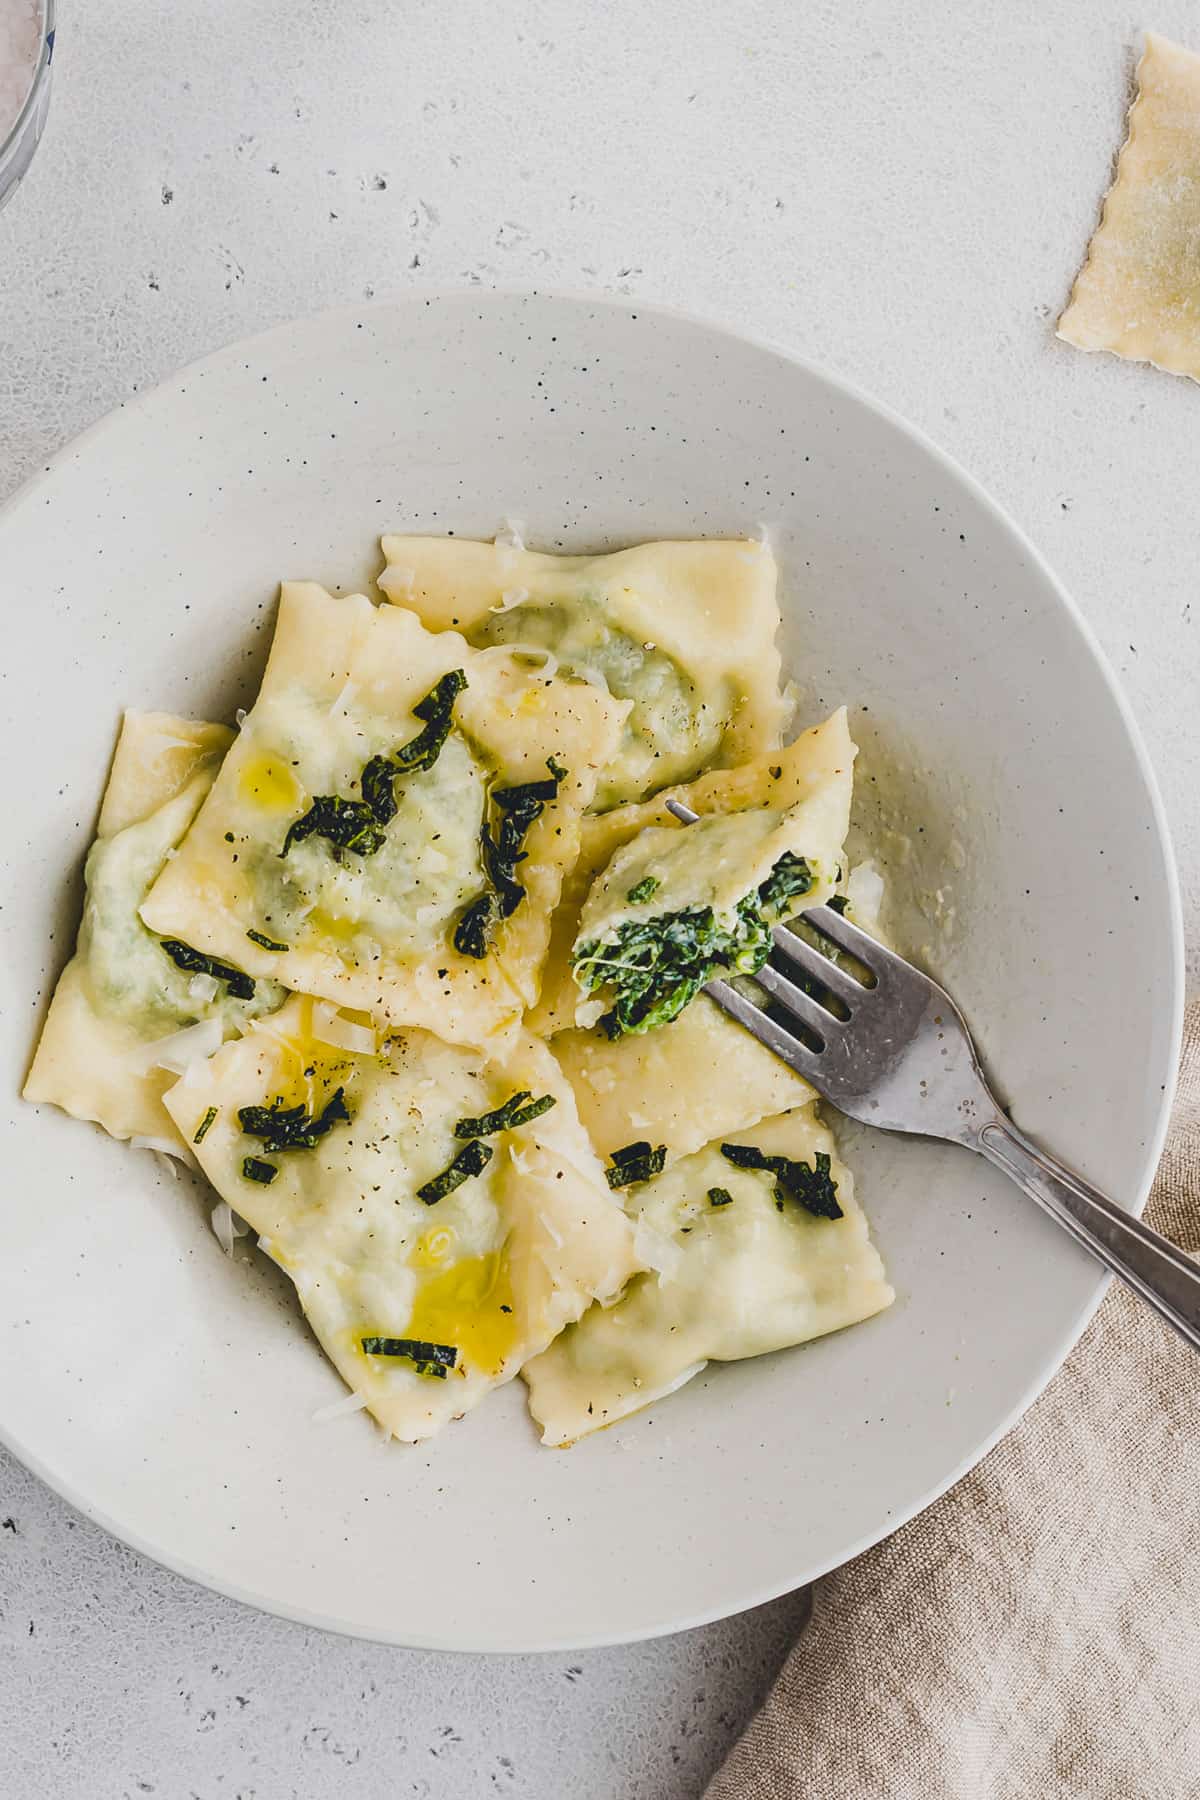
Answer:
[
  {"left": 165, "top": 993, "right": 643, "bottom": 1442},
  {"left": 378, "top": 533, "right": 784, "bottom": 811},
  {"left": 140, "top": 582, "right": 629, "bottom": 1046},
  {"left": 523, "top": 1105, "right": 893, "bottom": 1446},
  {"left": 24, "top": 711, "right": 284, "bottom": 1150}
]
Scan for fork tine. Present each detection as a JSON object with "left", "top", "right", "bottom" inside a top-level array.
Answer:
[
  {"left": 703, "top": 976, "right": 823, "bottom": 1080},
  {"left": 751, "top": 959, "right": 838, "bottom": 1036},
  {"left": 801, "top": 903, "right": 904, "bottom": 974},
  {"left": 769, "top": 925, "right": 867, "bottom": 1006}
]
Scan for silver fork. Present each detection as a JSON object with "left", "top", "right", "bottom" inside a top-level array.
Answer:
[{"left": 664, "top": 799, "right": 1200, "bottom": 1350}]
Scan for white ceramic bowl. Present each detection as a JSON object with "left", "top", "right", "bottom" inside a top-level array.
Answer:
[{"left": 0, "top": 292, "right": 1182, "bottom": 1650}]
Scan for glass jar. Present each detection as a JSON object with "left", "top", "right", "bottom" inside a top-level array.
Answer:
[{"left": 0, "top": 0, "right": 55, "bottom": 215}]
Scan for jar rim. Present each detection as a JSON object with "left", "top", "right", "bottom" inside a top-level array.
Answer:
[{"left": 1, "top": 0, "right": 56, "bottom": 165}]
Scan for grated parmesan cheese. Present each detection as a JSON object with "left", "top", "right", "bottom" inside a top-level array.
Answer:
[
  {"left": 487, "top": 585, "right": 531, "bottom": 614},
  {"left": 132, "top": 1016, "right": 224, "bottom": 1076},
  {"left": 845, "top": 860, "right": 885, "bottom": 930},
  {"left": 311, "top": 1000, "right": 377, "bottom": 1058},
  {"left": 328, "top": 680, "right": 358, "bottom": 722},
  {"left": 377, "top": 563, "right": 415, "bottom": 600},
  {"left": 633, "top": 1217, "right": 683, "bottom": 1284},
  {"left": 312, "top": 1389, "right": 370, "bottom": 1424}
]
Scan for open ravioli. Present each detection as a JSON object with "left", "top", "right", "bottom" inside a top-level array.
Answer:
[
  {"left": 23, "top": 711, "right": 284, "bottom": 1148},
  {"left": 140, "top": 583, "right": 628, "bottom": 1046},
  {"left": 378, "top": 535, "right": 785, "bottom": 810},
  {"left": 523, "top": 1106, "right": 893, "bottom": 1446},
  {"left": 535, "top": 710, "right": 855, "bottom": 1160},
  {"left": 164, "top": 994, "right": 643, "bottom": 1442},
  {"left": 571, "top": 796, "right": 840, "bottom": 1038}
]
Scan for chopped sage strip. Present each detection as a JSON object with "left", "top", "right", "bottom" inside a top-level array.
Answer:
[
  {"left": 707, "top": 1186, "right": 734, "bottom": 1207},
  {"left": 453, "top": 1091, "right": 557, "bottom": 1138},
  {"left": 193, "top": 1106, "right": 218, "bottom": 1145},
  {"left": 160, "top": 937, "right": 255, "bottom": 1001},
  {"left": 360, "top": 1336, "right": 458, "bottom": 1378},
  {"left": 452, "top": 889, "right": 496, "bottom": 960},
  {"left": 719, "top": 1143, "right": 842, "bottom": 1220},
  {"left": 826, "top": 894, "right": 849, "bottom": 916},
  {"left": 453, "top": 757, "right": 567, "bottom": 958},
  {"left": 604, "top": 1140, "right": 668, "bottom": 1189},
  {"left": 483, "top": 763, "right": 567, "bottom": 916},
  {"left": 282, "top": 794, "right": 387, "bottom": 858},
  {"left": 246, "top": 928, "right": 289, "bottom": 952},
  {"left": 626, "top": 875, "right": 660, "bottom": 904},
  {"left": 237, "top": 1087, "right": 350, "bottom": 1154},
  {"left": 241, "top": 1155, "right": 278, "bottom": 1184},
  {"left": 282, "top": 670, "right": 467, "bottom": 859},
  {"left": 390, "top": 669, "right": 468, "bottom": 773},
  {"left": 360, "top": 754, "right": 399, "bottom": 824},
  {"left": 416, "top": 1137, "right": 493, "bottom": 1205}
]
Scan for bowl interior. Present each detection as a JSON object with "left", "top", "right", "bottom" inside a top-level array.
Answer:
[{"left": 0, "top": 291, "right": 1179, "bottom": 1649}]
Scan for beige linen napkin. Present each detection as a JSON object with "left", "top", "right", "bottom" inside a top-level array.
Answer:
[{"left": 708, "top": 1001, "right": 1200, "bottom": 1800}]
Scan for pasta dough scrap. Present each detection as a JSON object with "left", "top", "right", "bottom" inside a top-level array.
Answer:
[
  {"left": 23, "top": 711, "right": 282, "bottom": 1148},
  {"left": 1059, "top": 33, "right": 1200, "bottom": 380},
  {"left": 140, "top": 583, "right": 628, "bottom": 1046},
  {"left": 533, "top": 710, "right": 856, "bottom": 1160},
  {"left": 523, "top": 1106, "right": 893, "bottom": 1445},
  {"left": 164, "top": 995, "right": 643, "bottom": 1443},
  {"left": 378, "top": 535, "right": 786, "bottom": 810}
]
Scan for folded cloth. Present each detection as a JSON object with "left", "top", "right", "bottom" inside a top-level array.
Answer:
[{"left": 707, "top": 1001, "right": 1200, "bottom": 1800}]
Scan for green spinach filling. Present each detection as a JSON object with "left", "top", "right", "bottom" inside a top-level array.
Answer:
[
  {"left": 573, "top": 851, "right": 814, "bottom": 1038},
  {"left": 474, "top": 596, "right": 727, "bottom": 809}
]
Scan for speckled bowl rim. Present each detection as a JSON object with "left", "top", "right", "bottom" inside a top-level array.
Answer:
[{"left": 0, "top": 287, "right": 1183, "bottom": 1652}]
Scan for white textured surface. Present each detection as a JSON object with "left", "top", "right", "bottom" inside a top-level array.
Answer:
[{"left": 0, "top": 2, "right": 1196, "bottom": 1794}]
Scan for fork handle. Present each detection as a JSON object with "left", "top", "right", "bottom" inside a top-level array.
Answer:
[{"left": 977, "top": 1119, "right": 1200, "bottom": 1352}]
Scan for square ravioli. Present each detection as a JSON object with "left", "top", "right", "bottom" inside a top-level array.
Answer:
[
  {"left": 140, "top": 583, "right": 629, "bottom": 1046},
  {"left": 523, "top": 1106, "right": 893, "bottom": 1446},
  {"left": 534, "top": 709, "right": 856, "bottom": 1161},
  {"left": 164, "top": 994, "right": 643, "bottom": 1442},
  {"left": 23, "top": 711, "right": 283, "bottom": 1149},
  {"left": 1059, "top": 33, "right": 1200, "bottom": 381},
  {"left": 378, "top": 534, "right": 786, "bottom": 810}
]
